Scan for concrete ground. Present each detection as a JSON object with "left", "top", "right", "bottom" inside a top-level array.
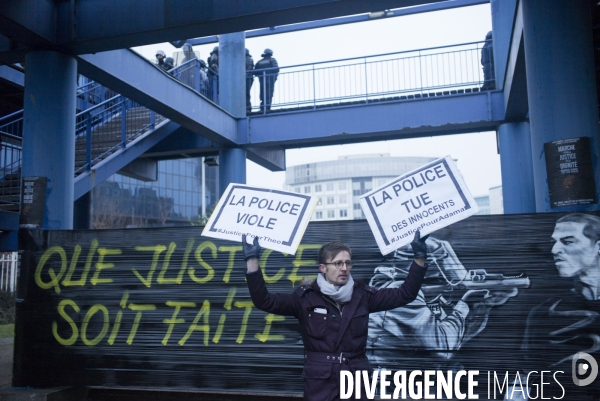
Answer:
[{"left": 0, "top": 340, "right": 514, "bottom": 400}]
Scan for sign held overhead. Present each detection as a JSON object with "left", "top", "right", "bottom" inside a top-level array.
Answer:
[
  {"left": 202, "top": 184, "right": 317, "bottom": 255},
  {"left": 360, "top": 156, "right": 478, "bottom": 255}
]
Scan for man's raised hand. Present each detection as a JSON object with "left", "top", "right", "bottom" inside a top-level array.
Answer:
[
  {"left": 410, "top": 230, "right": 430, "bottom": 263},
  {"left": 242, "top": 234, "right": 262, "bottom": 261}
]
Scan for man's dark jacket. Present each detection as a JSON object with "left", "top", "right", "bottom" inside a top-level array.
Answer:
[{"left": 246, "top": 261, "right": 427, "bottom": 401}]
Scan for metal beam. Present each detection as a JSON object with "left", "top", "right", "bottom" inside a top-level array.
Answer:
[
  {"left": 0, "top": 34, "right": 33, "bottom": 65},
  {"left": 0, "top": 0, "right": 57, "bottom": 47},
  {"left": 503, "top": 0, "right": 528, "bottom": 121},
  {"left": 184, "top": 0, "right": 490, "bottom": 47},
  {"left": 246, "top": 91, "right": 505, "bottom": 147},
  {"left": 142, "top": 125, "right": 221, "bottom": 159},
  {"left": 1, "top": 0, "right": 446, "bottom": 59},
  {"left": 73, "top": 0, "right": 448, "bottom": 54},
  {"left": 74, "top": 119, "right": 179, "bottom": 200},
  {"left": 118, "top": 159, "right": 158, "bottom": 182},
  {"left": 76, "top": 49, "right": 237, "bottom": 146},
  {"left": 0, "top": 65, "right": 24, "bottom": 88},
  {"left": 144, "top": 123, "right": 286, "bottom": 171},
  {"left": 490, "top": 0, "right": 517, "bottom": 90},
  {"left": 0, "top": 48, "right": 28, "bottom": 66},
  {"left": 245, "top": 146, "right": 286, "bottom": 171}
]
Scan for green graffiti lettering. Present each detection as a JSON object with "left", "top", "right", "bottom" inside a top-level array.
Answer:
[
  {"left": 132, "top": 245, "right": 166, "bottom": 288},
  {"left": 127, "top": 303, "right": 156, "bottom": 345},
  {"left": 189, "top": 241, "right": 216, "bottom": 284},
  {"left": 162, "top": 301, "right": 196, "bottom": 345},
  {"left": 218, "top": 245, "right": 242, "bottom": 283},
  {"left": 91, "top": 247, "right": 121, "bottom": 285},
  {"left": 212, "top": 287, "right": 237, "bottom": 344},
  {"left": 260, "top": 249, "right": 285, "bottom": 284},
  {"left": 288, "top": 244, "right": 320, "bottom": 287},
  {"left": 108, "top": 292, "right": 129, "bottom": 345},
  {"left": 234, "top": 301, "right": 254, "bottom": 344},
  {"left": 157, "top": 240, "right": 190, "bottom": 285},
  {"left": 62, "top": 239, "right": 98, "bottom": 287},
  {"left": 52, "top": 299, "right": 80, "bottom": 346},
  {"left": 36, "top": 246, "right": 67, "bottom": 294},
  {"left": 81, "top": 304, "right": 110, "bottom": 346},
  {"left": 179, "top": 300, "right": 210, "bottom": 346},
  {"left": 255, "top": 313, "right": 285, "bottom": 342}
]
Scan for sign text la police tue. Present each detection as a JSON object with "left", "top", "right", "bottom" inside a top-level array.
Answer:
[{"left": 360, "top": 156, "right": 478, "bottom": 255}]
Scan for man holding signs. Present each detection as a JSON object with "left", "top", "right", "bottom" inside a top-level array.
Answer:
[
  {"left": 203, "top": 157, "right": 477, "bottom": 400},
  {"left": 242, "top": 232, "right": 429, "bottom": 401}
]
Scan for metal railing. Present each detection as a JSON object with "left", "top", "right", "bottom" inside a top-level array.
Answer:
[
  {"left": 0, "top": 110, "right": 23, "bottom": 138},
  {"left": 0, "top": 78, "right": 171, "bottom": 204},
  {"left": 74, "top": 95, "right": 167, "bottom": 174},
  {"left": 76, "top": 78, "right": 118, "bottom": 112},
  {"left": 0, "top": 252, "right": 17, "bottom": 293},
  {"left": 248, "top": 40, "right": 492, "bottom": 114},
  {"left": 0, "top": 111, "right": 24, "bottom": 209},
  {"left": 0, "top": 56, "right": 222, "bottom": 210}
]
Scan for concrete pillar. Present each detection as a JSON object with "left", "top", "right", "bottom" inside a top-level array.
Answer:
[
  {"left": 522, "top": 0, "right": 600, "bottom": 212},
  {"left": 219, "top": 148, "right": 247, "bottom": 196},
  {"left": 490, "top": 0, "right": 518, "bottom": 90},
  {"left": 217, "top": 32, "right": 247, "bottom": 192},
  {"left": 22, "top": 51, "right": 77, "bottom": 229},
  {"left": 498, "top": 122, "right": 536, "bottom": 213}
]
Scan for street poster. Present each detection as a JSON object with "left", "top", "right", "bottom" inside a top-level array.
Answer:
[
  {"left": 544, "top": 137, "right": 597, "bottom": 208},
  {"left": 201, "top": 183, "right": 317, "bottom": 254},
  {"left": 19, "top": 176, "right": 47, "bottom": 228},
  {"left": 359, "top": 155, "right": 479, "bottom": 254}
]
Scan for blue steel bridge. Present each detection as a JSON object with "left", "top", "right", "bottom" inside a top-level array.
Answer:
[{"left": 0, "top": 40, "right": 498, "bottom": 215}]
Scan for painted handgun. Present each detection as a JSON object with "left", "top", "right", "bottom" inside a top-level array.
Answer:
[{"left": 420, "top": 269, "right": 530, "bottom": 296}]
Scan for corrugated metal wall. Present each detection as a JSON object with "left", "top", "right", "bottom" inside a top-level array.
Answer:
[{"left": 13, "top": 213, "right": 600, "bottom": 399}]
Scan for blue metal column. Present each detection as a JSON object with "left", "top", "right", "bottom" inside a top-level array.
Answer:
[
  {"left": 522, "top": 0, "right": 600, "bottom": 212},
  {"left": 218, "top": 32, "right": 247, "bottom": 194},
  {"left": 22, "top": 51, "right": 77, "bottom": 229},
  {"left": 219, "top": 32, "right": 246, "bottom": 118},
  {"left": 219, "top": 148, "right": 247, "bottom": 194},
  {"left": 498, "top": 122, "right": 536, "bottom": 213},
  {"left": 490, "top": 0, "right": 518, "bottom": 91}
]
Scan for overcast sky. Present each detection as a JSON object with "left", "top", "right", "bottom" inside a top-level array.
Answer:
[{"left": 133, "top": 3, "right": 500, "bottom": 198}]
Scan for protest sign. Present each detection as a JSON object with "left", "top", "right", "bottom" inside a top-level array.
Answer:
[
  {"left": 360, "top": 155, "right": 479, "bottom": 255},
  {"left": 202, "top": 184, "right": 317, "bottom": 254}
]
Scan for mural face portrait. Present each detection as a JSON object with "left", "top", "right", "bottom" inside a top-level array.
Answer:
[
  {"left": 551, "top": 221, "right": 600, "bottom": 278},
  {"left": 319, "top": 250, "right": 351, "bottom": 286}
]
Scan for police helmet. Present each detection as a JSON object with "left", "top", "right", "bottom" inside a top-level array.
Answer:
[
  {"left": 182, "top": 42, "right": 193, "bottom": 52},
  {"left": 261, "top": 48, "right": 273, "bottom": 57},
  {"left": 212, "top": 46, "right": 219, "bottom": 53},
  {"left": 485, "top": 31, "right": 492, "bottom": 38},
  {"left": 156, "top": 50, "right": 166, "bottom": 58}
]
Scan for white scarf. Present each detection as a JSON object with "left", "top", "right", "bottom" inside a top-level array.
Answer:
[{"left": 317, "top": 273, "right": 354, "bottom": 304}]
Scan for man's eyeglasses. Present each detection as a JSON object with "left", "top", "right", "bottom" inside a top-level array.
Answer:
[{"left": 323, "top": 260, "right": 353, "bottom": 269}]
